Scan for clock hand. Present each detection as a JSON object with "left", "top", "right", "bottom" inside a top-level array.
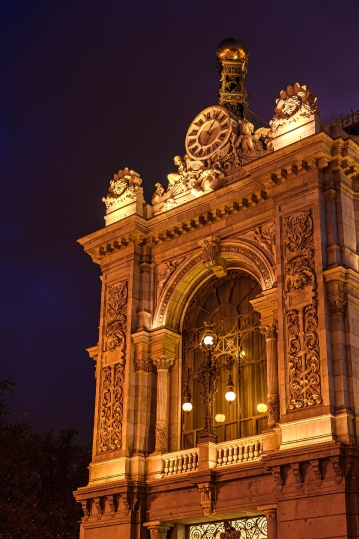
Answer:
[{"left": 202, "top": 111, "right": 220, "bottom": 146}]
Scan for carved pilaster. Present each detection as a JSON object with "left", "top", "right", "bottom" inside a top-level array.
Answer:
[
  {"left": 197, "top": 482, "right": 215, "bottom": 516},
  {"left": 134, "top": 353, "right": 152, "bottom": 372},
  {"left": 198, "top": 236, "right": 227, "bottom": 277},
  {"left": 283, "top": 209, "right": 322, "bottom": 410},
  {"left": 153, "top": 355, "right": 174, "bottom": 453},
  {"left": 262, "top": 319, "right": 280, "bottom": 427},
  {"left": 99, "top": 363, "right": 125, "bottom": 452},
  {"left": 258, "top": 506, "right": 278, "bottom": 539}
]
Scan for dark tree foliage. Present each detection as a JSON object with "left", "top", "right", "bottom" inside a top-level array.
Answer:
[{"left": 0, "top": 380, "right": 91, "bottom": 539}]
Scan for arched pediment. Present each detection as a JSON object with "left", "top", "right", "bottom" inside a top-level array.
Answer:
[{"left": 153, "top": 239, "right": 275, "bottom": 331}]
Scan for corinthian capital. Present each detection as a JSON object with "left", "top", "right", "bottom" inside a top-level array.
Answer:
[
  {"left": 153, "top": 355, "right": 174, "bottom": 370},
  {"left": 263, "top": 319, "right": 278, "bottom": 339}
]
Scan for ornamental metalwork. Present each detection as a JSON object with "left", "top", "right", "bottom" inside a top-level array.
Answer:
[
  {"left": 183, "top": 270, "right": 267, "bottom": 445},
  {"left": 189, "top": 517, "right": 267, "bottom": 539},
  {"left": 331, "top": 108, "right": 359, "bottom": 133}
]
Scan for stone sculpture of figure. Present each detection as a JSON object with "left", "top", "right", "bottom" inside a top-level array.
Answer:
[
  {"left": 167, "top": 155, "right": 187, "bottom": 186},
  {"left": 151, "top": 182, "right": 165, "bottom": 205},
  {"left": 191, "top": 161, "right": 225, "bottom": 197},
  {"left": 232, "top": 120, "right": 262, "bottom": 153}
]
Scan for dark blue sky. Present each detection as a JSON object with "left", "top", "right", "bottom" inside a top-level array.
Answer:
[{"left": 1, "top": 0, "right": 358, "bottom": 443}]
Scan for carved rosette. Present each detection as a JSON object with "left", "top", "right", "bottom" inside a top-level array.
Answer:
[
  {"left": 283, "top": 209, "right": 322, "bottom": 410},
  {"left": 155, "top": 420, "right": 168, "bottom": 453},
  {"left": 99, "top": 363, "right": 125, "bottom": 452},
  {"left": 105, "top": 281, "right": 128, "bottom": 362}
]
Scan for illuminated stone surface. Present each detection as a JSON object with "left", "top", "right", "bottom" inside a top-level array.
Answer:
[{"left": 74, "top": 40, "right": 359, "bottom": 539}]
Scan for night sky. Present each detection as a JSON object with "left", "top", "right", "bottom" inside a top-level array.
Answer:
[{"left": 1, "top": 0, "right": 358, "bottom": 444}]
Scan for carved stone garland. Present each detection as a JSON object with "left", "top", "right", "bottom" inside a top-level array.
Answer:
[
  {"left": 99, "top": 281, "right": 128, "bottom": 452},
  {"left": 283, "top": 210, "right": 322, "bottom": 410}
]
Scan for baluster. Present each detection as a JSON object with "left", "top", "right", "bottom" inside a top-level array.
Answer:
[
  {"left": 164, "top": 459, "right": 169, "bottom": 475},
  {"left": 238, "top": 445, "right": 243, "bottom": 462},
  {"left": 243, "top": 444, "right": 248, "bottom": 461},
  {"left": 183, "top": 453, "right": 188, "bottom": 472},
  {"left": 248, "top": 443, "right": 254, "bottom": 460},
  {"left": 228, "top": 446, "right": 233, "bottom": 464},
  {"left": 178, "top": 455, "right": 183, "bottom": 473},
  {"left": 217, "top": 448, "right": 223, "bottom": 466},
  {"left": 173, "top": 456, "right": 179, "bottom": 475},
  {"left": 254, "top": 441, "right": 259, "bottom": 458},
  {"left": 191, "top": 453, "right": 197, "bottom": 470},
  {"left": 223, "top": 447, "right": 228, "bottom": 465},
  {"left": 233, "top": 445, "right": 238, "bottom": 463},
  {"left": 259, "top": 441, "right": 263, "bottom": 456},
  {"left": 168, "top": 459, "right": 174, "bottom": 475},
  {"left": 188, "top": 452, "right": 193, "bottom": 470}
]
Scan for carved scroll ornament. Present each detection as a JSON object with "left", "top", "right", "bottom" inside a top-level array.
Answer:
[
  {"left": 99, "top": 363, "right": 125, "bottom": 452},
  {"left": 283, "top": 210, "right": 314, "bottom": 292},
  {"left": 284, "top": 210, "right": 322, "bottom": 410},
  {"left": 105, "top": 281, "right": 128, "bottom": 361}
]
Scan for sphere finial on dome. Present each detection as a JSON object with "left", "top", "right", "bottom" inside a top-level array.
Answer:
[{"left": 216, "top": 37, "right": 249, "bottom": 62}]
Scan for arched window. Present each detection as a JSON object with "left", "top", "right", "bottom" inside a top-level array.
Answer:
[{"left": 182, "top": 270, "right": 267, "bottom": 448}]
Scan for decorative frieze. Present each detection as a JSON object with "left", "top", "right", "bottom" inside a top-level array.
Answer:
[{"left": 99, "top": 363, "right": 125, "bottom": 452}]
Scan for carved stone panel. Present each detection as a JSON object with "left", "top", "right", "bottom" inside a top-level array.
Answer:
[
  {"left": 283, "top": 210, "right": 322, "bottom": 410},
  {"left": 99, "top": 363, "right": 125, "bottom": 452},
  {"left": 104, "top": 281, "right": 128, "bottom": 363}
]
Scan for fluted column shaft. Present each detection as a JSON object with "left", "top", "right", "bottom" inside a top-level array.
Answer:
[
  {"left": 153, "top": 356, "right": 173, "bottom": 453},
  {"left": 264, "top": 321, "right": 280, "bottom": 428}
]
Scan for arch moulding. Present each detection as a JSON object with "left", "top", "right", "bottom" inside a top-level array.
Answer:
[{"left": 153, "top": 239, "right": 276, "bottom": 332}]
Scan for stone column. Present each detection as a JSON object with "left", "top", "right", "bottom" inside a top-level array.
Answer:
[
  {"left": 153, "top": 355, "right": 173, "bottom": 453},
  {"left": 264, "top": 320, "right": 280, "bottom": 428},
  {"left": 258, "top": 506, "right": 277, "bottom": 539},
  {"left": 144, "top": 521, "right": 173, "bottom": 539}
]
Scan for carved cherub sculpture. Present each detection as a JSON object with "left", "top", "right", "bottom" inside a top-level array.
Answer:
[{"left": 232, "top": 120, "right": 262, "bottom": 153}]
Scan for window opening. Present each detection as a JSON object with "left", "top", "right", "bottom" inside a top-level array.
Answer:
[
  {"left": 189, "top": 517, "right": 267, "bottom": 539},
  {"left": 182, "top": 270, "right": 267, "bottom": 448}
]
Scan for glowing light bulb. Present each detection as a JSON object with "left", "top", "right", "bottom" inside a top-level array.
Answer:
[
  {"left": 203, "top": 335, "right": 214, "bottom": 346},
  {"left": 257, "top": 403, "right": 268, "bottom": 413},
  {"left": 182, "top": 401, "right": 193, "bottom": 413},
  {"left": 225, "top": 390, "right": 236, "bottom": 403},
  {"left": 215, "top": 414, "right": 226, "bottom": 423}
]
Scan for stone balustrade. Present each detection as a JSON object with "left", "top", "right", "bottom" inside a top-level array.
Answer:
[
  {"left": 216, "top": 435, "right": 264, "bottom": 467},
  {"left": 163, "top": 448, "right": 199, "bottom": 476}
]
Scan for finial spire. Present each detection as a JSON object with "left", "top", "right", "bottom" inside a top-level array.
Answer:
[{"left": 215, "top": 37, "right": 249, "bottom": 120}]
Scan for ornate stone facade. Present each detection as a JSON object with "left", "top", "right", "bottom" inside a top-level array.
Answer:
[{"left": 75, "top": 37, "right": 359, "bottom": 539}]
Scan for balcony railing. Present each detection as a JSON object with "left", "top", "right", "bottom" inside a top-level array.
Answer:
[{"left": 216, "top": 434, "right": 264, "bottom": 467}]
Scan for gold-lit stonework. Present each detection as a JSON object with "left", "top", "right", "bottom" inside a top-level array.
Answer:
[{"left": 75, "top": 38, "right": 359, "bottom": 539}]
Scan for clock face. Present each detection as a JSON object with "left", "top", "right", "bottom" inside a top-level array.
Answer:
[{"left": 185, "top": 106, "right": 232, "bottom": 160}]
